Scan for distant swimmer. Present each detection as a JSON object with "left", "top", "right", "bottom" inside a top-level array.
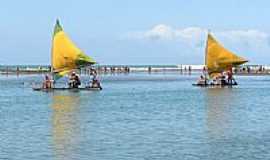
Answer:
[
  {"left": 42, "top": 75, "right": 53, "bottom": 89},
  {"left": 68, "top": 72, "right": 81, "bottom": 88}
]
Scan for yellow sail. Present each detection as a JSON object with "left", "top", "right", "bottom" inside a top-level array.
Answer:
[
  {"left": 51, "top": 20, "right": 96, "bottom": 80},
  {"left": 206, "top": 33, "right": 248, "bottom": 77}
]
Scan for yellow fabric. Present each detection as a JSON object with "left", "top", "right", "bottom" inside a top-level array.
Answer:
[
  {"left": 206, "top": 34, "right": 248, "bottom": 77},
  {"left": 52, "top": 31, "right": 95, "bottom": 73},
  {"left": 52, "top": 31, "right": 79, "bottom": 72}
]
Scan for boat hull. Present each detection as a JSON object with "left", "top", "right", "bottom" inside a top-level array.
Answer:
[
  {"left": 33, "top": 87, "right": 102, "bottom": 91},
  {"left": 192, "top": 83, "right": 237, "bottom": 87}
]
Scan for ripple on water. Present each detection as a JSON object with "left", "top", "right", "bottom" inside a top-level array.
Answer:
[{"left": 1, "top": 73, "right": 270, "bottom": 160}]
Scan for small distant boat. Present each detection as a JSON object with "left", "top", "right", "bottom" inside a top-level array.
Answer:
[
  {"left": 193, "top": 32, "right": 248, "bottom": 87},
  {"left": 33, "top": 20, "right": 101, "bottom": 91}
]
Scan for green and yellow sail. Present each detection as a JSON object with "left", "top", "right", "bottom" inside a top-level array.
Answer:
[
  {"left": 205, "top": 33, "right": 248, "bottom": 78},
  {"left": 51, "top": 20, "right": 96, "bottom": 80}
]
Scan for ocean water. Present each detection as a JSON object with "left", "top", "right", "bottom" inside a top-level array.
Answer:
[{"left": 1, "top": 73, "right": 270, "bottom": 160}]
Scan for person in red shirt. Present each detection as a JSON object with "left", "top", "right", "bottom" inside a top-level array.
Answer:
[{"left": 227, "top": 66, "right": 233, "bottom": 85}]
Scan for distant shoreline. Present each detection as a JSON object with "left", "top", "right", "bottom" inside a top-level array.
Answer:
[{"left": 0, "top": 64, "right": 270, "bottom": 76}]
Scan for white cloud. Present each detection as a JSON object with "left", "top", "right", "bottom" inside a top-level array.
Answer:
[
  {"left": 145, "top": 24, "right": 175, "bottom": 40},
  {"left": 126, "top": 24, "right": 270, "bottom": 49},
  {"left": 127, "top": 24, "right": 206, "bottom": 41},
  {"left": 124, "top": 25, "right": 270, "bottom": 64},
  {"left": 216, "top": 30, "right": 269, "bottom": 48}
]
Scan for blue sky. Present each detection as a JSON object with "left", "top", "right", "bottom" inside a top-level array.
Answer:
[{"left": 1, "top": 0, "right": 270, "bottom": 65}]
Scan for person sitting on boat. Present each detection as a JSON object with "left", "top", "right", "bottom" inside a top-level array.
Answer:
[
  {"left": 42, "top": 75, "right": 53, "bottom": 89},
  {"left": 220, "top": 75, "right": 227, "bottom": 85},
  {"left": 211, "top": 74, "right": 223, "bottom": 85},
  {"left": 89, "top": 69, "right": 102, "bottom": 89},
  {"left": 68, "top": 72, "right": 81, "bottom": 88},
  {"left": 211, "top": 77, "right": 219, "bottom": 85},
  {"left": 197, "top": 75, "right": 207, "bottom": 85}
]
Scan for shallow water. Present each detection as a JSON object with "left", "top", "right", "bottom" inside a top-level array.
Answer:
[{"left": 1, "top": 73, "right": 270, "bottom": 160}]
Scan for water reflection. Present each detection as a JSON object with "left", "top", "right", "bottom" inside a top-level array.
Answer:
[
  {"left": 205, "top": 88, "right": 236, "bottom": 140},
  {"left": 51, "top": 93, "right": 81, "bottom": 160}
]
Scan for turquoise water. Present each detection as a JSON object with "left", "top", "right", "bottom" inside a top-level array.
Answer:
[{"left": 1, "top": 73, "right": 270, "bottom": 160}]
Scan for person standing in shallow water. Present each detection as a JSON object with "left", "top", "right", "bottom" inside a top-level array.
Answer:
[
  {"left": 188, "top": 66, "right": 192, "bottom": 74},
  {"left": 227, "top": 66, "right": 238, "bottom": 85},
  {"left": 227, "top": 66, "right": 234, "bottom": 85}
]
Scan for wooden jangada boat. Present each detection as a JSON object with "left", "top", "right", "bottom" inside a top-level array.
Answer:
[
  {"left": 193, "top": 32, "right": 248, "bottom": 87},
  {"left": 33, "top": 20, "right": 101, "bottom": 91}
]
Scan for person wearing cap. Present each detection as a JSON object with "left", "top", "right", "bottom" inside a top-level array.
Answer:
[{"left": 68, "top": 72, "right": 81, "bottom": 88}]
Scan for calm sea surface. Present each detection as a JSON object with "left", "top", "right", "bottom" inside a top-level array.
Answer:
[{"left": 1, "top": 73, "right": 270, "bottom": 160}]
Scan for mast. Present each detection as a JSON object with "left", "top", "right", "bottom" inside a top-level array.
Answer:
[
  {"left": 205, "top": 29, "right": 210, "bottom": 68},
  {"left": 50, "top": 20, "right": 57, "bottom": 80},
  {"left": 51, "top": 19, "right": 61, "bottom": 81},
  {"left": 51, "top": 36, "right": 54, "bottom": 80},
  {"left": 204, "top": 30, "right": 210, "bottom": 78}
]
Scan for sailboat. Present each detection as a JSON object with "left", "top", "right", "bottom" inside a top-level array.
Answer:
[
  {"left": 194, "top": 32, "right": 248, "bottom": 86},
  {"left": 33, "top": 20, "right": 101, "bottom": 91}
]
